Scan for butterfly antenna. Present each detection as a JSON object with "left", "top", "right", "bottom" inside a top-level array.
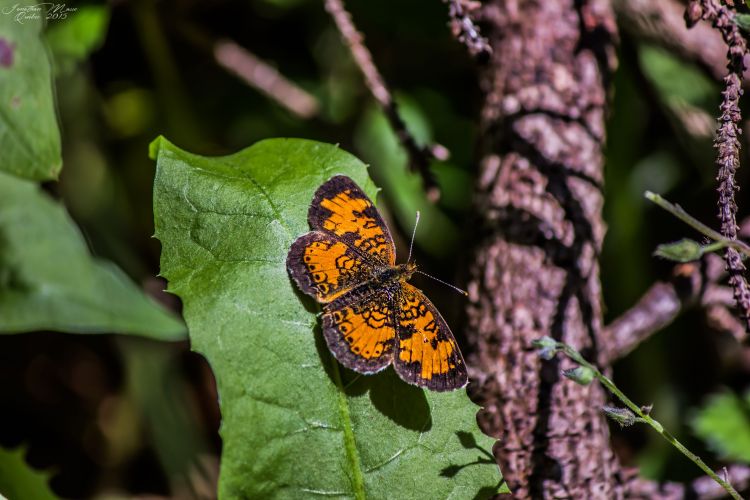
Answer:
[
  {"left": 407, "top": 211, "right": 420, "bottom": 263},
  {"left": 415, "top": 270, "right": 469, "bottom": 296}
]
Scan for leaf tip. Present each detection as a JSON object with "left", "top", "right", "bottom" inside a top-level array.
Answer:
[{"left": 148, "top": 135, "right": 167, "bottom": 161}]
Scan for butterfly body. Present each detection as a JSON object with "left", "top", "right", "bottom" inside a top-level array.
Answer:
[{"left": 286, "top": 175, "right": 467, "bottom": 391}]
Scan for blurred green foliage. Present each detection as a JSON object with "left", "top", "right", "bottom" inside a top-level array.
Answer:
[
  {"left": 0, "top": 172, "right": 184, "bottom": 338},
  {"left": 691, "top": 390, "right": 750, "bottom": 464},
  {"left": 0, "top": 447, "right": 59, "bottom": 500},
  {"left": 45, "top": 5, "right": 110, "bottom": 76}
]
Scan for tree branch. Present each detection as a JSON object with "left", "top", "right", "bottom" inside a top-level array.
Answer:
[
  {"left": 444, "top": 0, "right": 491, "bottom": 59},
  {"left": 613, "top": 0, "right": 750, "bottom": 83},
  {"left": 323, "top": 0, "right": 444, "bottom": 200},
  {"left": 601, "top": 255, "right": 736, "bottom": 364}
]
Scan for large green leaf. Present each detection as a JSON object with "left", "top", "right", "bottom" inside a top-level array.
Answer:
[
  {"left": 0, "top": 172, "right": 185, "bottom": 339},
  {"left": 0, "top": 447, "right": 59, "bottom": 500},
  {"left": 152, "top": 137, "right": 504, "bottom": 499},
  {"left": 0, "top": 5, "right": 62, "bottom": 180},
  {"left": 691, "top": 389, "right": 750, "bottom": 463}
]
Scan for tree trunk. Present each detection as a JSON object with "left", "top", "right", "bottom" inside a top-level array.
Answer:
[{"left": 466, "top": 0, "right": 623, "bottom": 497}]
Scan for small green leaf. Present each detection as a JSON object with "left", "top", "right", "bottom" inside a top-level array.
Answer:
[
  {"left": 0, "top": 8, "right": 62, "bottom": 180},
  {"left": 45, "top": 5, "right": 110, "bottom": 75},
  {"left": 0, "top": 447, "right": 59, "bottom": 500},
  {"left": 653, "top": 238, "right": 704, "bottom": 262},
  {"left": 0, "top": 172, "right": 185, "bottom": 339},
  {"left": 152, "top": 137, "right": 505, "bottom": 499},
  {"left": 691, "top": 390, "right": 750, "bottom": 463}
]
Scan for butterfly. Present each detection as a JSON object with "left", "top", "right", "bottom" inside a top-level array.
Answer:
[{"left": 286, "top": 175, "right": 468, "bottom": 391}]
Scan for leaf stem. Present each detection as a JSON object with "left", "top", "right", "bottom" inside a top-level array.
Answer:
[
  {"left": 645, "top": 191, "right": 750, "bottom": 258},
  {"left": 547, "top": 340, "right": 743, "bottom": 500}
]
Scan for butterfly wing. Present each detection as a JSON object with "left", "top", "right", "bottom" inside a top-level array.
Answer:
[
  {"left": 393, "top": 283, "right": 468, "bottom": 391},
  {"left": 287, "top": 175, "right": 395, "bottom": 303},
  {"left": 321, "top": 288, "right": 397, "bottom": 373},
  {"left": 287, "top": 231, "right": 379, "bottom": 303},
  {"left": 308, "top": 175, "right": 396, "bottom": 267}
]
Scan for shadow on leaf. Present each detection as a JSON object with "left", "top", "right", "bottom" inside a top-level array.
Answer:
[
  {"left": 440, "top": 431, "right": 499, "bottom": 486},
  {"left": 312, "top": 321, "right": 432, "bottom": 431}
]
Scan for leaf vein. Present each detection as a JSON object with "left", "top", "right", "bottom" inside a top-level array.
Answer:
[{"left": 330, "top": 359, "right": 366, "bottom": 499}]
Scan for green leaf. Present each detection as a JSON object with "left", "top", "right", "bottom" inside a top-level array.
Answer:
[
  {"left": 0, "top": 172, "right": 185, "bottom": 339},
  {"left": 638, "top": 44, "right": 717, "bottom": 108},
  {"left": 45, "top": 5, "right": 110, "bottom": 76},
  {"left": 0, "top": 447, "right": 59, "bottom": 500},
  {"left": 691, "top": 390, "right": 750, "bottom": 463},
  {"left": 734, "top": 13, "right": 750, "bottom": 33},
  {"left": 0, "top": 6, "right": 62, "bottom": 180},
  {"left": 152, "top": 136, "right": 505, "bottom": 499},
  {"left": 653, "top": 238, "right": 704, "bottom": 262}
]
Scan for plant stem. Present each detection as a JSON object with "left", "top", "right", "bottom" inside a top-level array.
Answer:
[
  {"left": 553, "top": 340, "right": 743, "bottom": 500},
  {"left": 702, "top": 240, "right": 730, "bottom": 254},
  {"left": 645, "top": 191, "right": 750, "bottom": 258}
]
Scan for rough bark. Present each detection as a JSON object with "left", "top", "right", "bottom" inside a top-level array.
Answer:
[{"left": 466, "top": 0, "right": 622, "bottom": 497}]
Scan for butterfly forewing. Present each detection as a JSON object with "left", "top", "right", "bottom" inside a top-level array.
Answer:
[
  {"left": 286, "top": 231, "right": 377, "bottom": 303},
  {"left": 308, "top": 175, "right": 396, "bottom": 267}
]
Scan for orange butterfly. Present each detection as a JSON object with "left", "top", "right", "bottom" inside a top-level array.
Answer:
[{"left": 286, "top": 175, "right": 467, "bottom": 391}]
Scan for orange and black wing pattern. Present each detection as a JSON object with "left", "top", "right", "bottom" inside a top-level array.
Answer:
[
  {"left": 287, "top": 175, "right": 393, "bottom": 303},
  {"left": 287, "top": 230, "right": 377, "bottom": 303},
  {"left": 393, "top": 283, "right": 468, "bottom": 391},
  {"left": 307, "top": 175, "right": 395, "bottom": 267},
  {"left": 287, "top": 175, "right": 468, "bottom": 392},
  {"left": 321, "top": 288, "right": 397, "bottom": 374}
]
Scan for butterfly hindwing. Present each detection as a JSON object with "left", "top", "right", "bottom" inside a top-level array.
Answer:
[
  {"left": 393, "top": 283, "right": 468, "bottom": 391},
  {"left": 322, "top": 288, "right": 397, "bottom": 373},
  {"left": 286, "top": 231, "right": 377, "bottom": 303},
  {"left": 308, "top": 175, "right": 396, "bottom": 267}
]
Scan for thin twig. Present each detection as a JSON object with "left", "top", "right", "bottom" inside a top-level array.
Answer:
[
  {"left": 602, "top": 251, "right": 745, "bottom": 362},
  {"left": 687, "top": 0, "right": 750, "bottom": 333},
  {"left": 645, "top": 191, "right": 750, "bottom": 257},
  {"left": 533, "top": 338, "right": 744, "bottom": 500},
  {"left": 214, "top": 40, "right": 319, "bottom": 119},
  {"left": 323, "top": 0, "right": 444, "bottom": 200},
  {"left": 444, "top": 0, "right": 491, "bottom": 59},
  {"left": 177, "top": 24, "right": 319, "bottom": 119},
  {"left": 602, "top": 281, "right": 686, "bottom": 364}
]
